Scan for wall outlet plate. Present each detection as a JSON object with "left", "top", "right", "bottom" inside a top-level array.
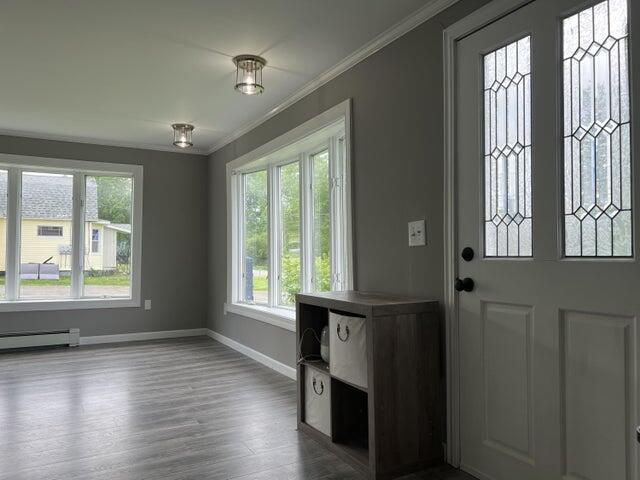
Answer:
[
  {"left": 144, "top": 299, "right": 152, "bottom": 310},
  {"left": 408, "top": 220, "right": 426, "bottom": 247}
]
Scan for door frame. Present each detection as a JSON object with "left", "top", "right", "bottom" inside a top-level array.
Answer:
[{"left": 442, "top": 0, "right": 534, "bottom": 466}]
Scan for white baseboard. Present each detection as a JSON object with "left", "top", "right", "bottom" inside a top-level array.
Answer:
[
  {"left": 78, "top": 328, "right": 297, "bottom": 381},
  {"left": 206, "top": 329, "right": 297, "bottom": 380},
  {"left": 80, "top": 328, "right": 208, "bottom": 345}
]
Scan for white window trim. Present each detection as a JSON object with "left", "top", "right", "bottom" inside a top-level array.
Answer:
[
  {"left": 223, "top": 302, "right": 296, "bottom": 332},
  {"left": 226, "top": 99, "right": 354, "bottom": 329},
  {"left": 0, "top": 153, "right": 143, "bottom": 312}
]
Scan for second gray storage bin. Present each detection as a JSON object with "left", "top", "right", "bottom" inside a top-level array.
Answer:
[{"left": 329, "top": 311, "right": 368, "bottom": 389}]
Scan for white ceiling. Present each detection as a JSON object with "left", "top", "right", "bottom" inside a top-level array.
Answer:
[{"left": 0, "top": 0, "right": 434, "bottom": 154}]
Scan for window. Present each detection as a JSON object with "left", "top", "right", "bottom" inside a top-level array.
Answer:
[
  {"left": 237, "top": 139, "right": 347, "bottom": 308},
  {"left": 21, "top": 173, "right": 73, "bottom": 300},
  {"left": 37, "top": 226, "right": 63, "bottom": 237},
  {"left": 83, "top": 175, "right": 133, "bottom": 299},
  {"left": 311, "top": 150, "right": 331, "bottom": 290},
  {"left": 91, "top": 229, "right": 100, "bottom": 253},
  {"left": 279, "top": 161, "right": 301, "bottom": 306},
  {"left": 242, "top": 170, "right": 269, "bottom": 304},
  {"left": 0, "top": 155, "right": 142, "bottom": 311},
  {"left": 562, "top": 0, "right": 632, "bottom": 257},
  {"left": 228, "top": 101, "right": 352, "bottom": 326},
  {"left": 483, "top": 36, "right": 532, "bottom": 257}
]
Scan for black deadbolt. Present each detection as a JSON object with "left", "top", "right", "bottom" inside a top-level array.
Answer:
[{"left": 461, "top": 247, "right": 474, "bottom": 262}]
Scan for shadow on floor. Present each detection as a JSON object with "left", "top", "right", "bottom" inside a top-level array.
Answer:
[{"left": 398, "top": 463, "right": 478, "bottom": 479}]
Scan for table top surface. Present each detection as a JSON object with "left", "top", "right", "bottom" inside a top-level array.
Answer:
[{"left": 296, "top": 290, "right": 438, "bottom": 310}]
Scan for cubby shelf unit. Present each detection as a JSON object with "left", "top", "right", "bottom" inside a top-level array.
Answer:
[{"left": 296, "top": 291, "right": 443, "bottom": 480}]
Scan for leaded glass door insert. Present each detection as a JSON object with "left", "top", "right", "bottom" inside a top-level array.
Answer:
[
  {"left": 484, "top": 36, "right": 532, "bottom": 257},
  {"left": 562, "top": 0, "right": 632, "bottom": 257}
]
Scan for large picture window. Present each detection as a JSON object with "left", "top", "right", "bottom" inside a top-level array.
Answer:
[
  {"left": 228, "top": 102, "right": 352, "bottom": 327},
  {"left": 0, "top": 155, "right": 142, "bottom": 311}
]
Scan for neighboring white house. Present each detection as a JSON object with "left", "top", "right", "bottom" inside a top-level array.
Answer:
[{"left": 0, "top": 174, "right": 129, "bottom": 273}]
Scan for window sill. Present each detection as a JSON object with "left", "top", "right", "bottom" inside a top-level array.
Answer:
[
  {"left": 224, "top": 302, "right": 296, "bottom": 332},
  {"left": 0, "top": 297, "right": 139, "bottom": 313}
]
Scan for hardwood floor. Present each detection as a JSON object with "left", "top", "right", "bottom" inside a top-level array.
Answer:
[{"left": 0, "top": 337, "right": 474, "bottom": 480}]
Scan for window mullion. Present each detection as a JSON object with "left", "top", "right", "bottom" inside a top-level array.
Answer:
[
  {"left": 71, "top": 173, "right": 85, "bottom": 299},
  {"left": 5, "top": 168, "right": 21, "bottom": 301},
  {"left": 301, "top": 153, "right": 314, "bottom": 293},
  {"left": 341, "top": 134, "right": 353, "bottom": 290},
  {"left": 240, "top": 173, "right": 247, "bottom": 303},
  {"left": 268, "top": 165, "right": 279, "bottom": 307},
  {"left": 235, "top": 173, "right": 245, "bottom": 303},
  {"left": 328, "top": 136, "right": 341, "bottom": 291}
]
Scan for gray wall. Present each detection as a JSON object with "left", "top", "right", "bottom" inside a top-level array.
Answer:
[
  {"left": 0, "top": 135, "right": 209, "bottom": 337},
  {"left": 208, "top": 0, "right": 491, "bottom": 367}
]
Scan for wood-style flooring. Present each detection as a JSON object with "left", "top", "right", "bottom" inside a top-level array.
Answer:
[{"left": 0, "top": 337, "right": 475, "bottom": 480}]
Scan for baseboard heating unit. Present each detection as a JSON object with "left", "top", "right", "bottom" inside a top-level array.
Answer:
[{"left": 0, "top": 329, "right": 79, "bottom": 350}]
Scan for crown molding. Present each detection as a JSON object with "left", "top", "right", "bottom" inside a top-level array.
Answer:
[
  {"left": 206, "top": 0, "right": 459, "bottom": 155},
  {"left": 0, "top": 129, "right": 209, "bottom": 156}
]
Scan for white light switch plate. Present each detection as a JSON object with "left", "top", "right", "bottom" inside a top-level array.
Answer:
[
  {"left": 408, "top": 220, "right": 426, "bottom": 247},
  {"left": 144, "top": 299, "right": 152, "bottom": 310}
]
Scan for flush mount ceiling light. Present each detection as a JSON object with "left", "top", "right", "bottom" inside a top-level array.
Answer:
[
  {"left": 172, "top": 123, "right": 194, "bottom": 148},
  {"left": 232, "top": 54, "right": 267, "bottom": 95}
]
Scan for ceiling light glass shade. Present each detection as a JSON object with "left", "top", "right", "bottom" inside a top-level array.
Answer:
[
  {"left": 172, "top": 123, "right": 194, "bottom": 148},
  {"left": 233, "top": 54, "right": 266, "bottom": 95}
]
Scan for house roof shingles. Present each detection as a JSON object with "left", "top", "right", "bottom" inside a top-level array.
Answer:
[{"left": 0, "top": 172, "right": 99, "bottom": 221}]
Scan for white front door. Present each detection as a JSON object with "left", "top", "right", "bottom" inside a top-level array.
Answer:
[{"left": 455, "top": 0, "right": 639, "bottom": 479}]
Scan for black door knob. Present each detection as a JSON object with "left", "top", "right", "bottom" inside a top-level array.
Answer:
[{"left": 454, "top": 277, "right": 475, "bottom": 292}]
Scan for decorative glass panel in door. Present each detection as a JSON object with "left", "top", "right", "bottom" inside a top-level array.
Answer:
[
  {"left": 562, "top": 0, "right": 632, "bottom": 257},
  {"left": 484, "top": 36, "right": 532, "bottom": 257}
]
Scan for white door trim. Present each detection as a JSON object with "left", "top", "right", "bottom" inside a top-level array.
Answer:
[{"left": 442, "top": 0, "right": 533, "bottom": 466}]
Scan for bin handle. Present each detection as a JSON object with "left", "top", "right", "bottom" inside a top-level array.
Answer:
[
  {"left": 312, "top": 377, "right": 324, "bottom": 395},
  {"left": 336, "top": 323, "right": 350, "bottom": 342}
]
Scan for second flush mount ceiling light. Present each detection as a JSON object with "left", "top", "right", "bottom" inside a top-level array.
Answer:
[
  {"left": 232, "top": 54, "right": 267, "bottom": 95},
  {"left": 170, "top": 54, "right": 266, "bottom": 148}
]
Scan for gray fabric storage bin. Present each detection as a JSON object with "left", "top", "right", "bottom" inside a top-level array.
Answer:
[
  {"left": 304, "top": 366, "right": 331, "bottom": 436},
  {"left": 329, "top": 312, "right": 368, "bottom": 389}
]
